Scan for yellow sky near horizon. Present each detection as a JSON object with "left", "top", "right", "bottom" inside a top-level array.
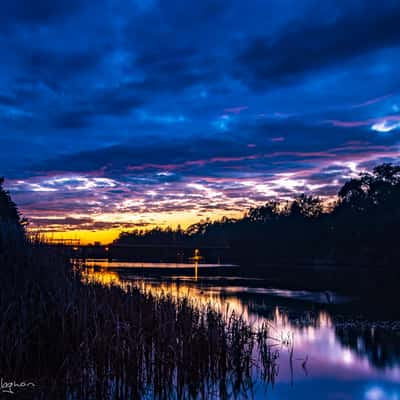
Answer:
[
  {"left": 32, "top": 209, "right": 243, "bottom": 245},
  {"left": 27, "top": 195, "right": 338, "bottom": 245}
]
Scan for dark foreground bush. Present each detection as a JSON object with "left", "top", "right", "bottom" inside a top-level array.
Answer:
[{"left": 0, "top": 224, "right": 275, "bottom": 399}]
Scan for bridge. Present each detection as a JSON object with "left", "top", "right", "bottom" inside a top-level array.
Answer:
[
  {"left": 43, "top": 238, "right": 81, "bottom": 246},
  {"left": 45, "top": 240, "right": 231, "bottom": 263}
]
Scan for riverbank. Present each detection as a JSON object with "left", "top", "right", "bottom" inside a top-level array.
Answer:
[{"left": 0, "top": 234, "right": 274, "bottom": 399}]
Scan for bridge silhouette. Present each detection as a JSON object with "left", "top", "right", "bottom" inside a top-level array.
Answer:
[
  {"left": 45, "top": 239, "right": 230, "bottom": 263},
  {"left": 45, "top": 238, "right": 229, "bottom": 248}
]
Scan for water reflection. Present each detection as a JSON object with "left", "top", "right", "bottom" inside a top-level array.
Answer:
[
  {"left": 335, "top": 325, "right": 400, "bottom": 370},
  {"left": 81, "top": 268, "right": 121, "bottom": 286},
  {"left": 80, "top": 258, "right": 236, "bottom": 269},
  {"left": 80, "top": 264, "right": 400, "bottom": 399}
]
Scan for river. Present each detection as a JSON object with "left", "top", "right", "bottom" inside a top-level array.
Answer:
[{"left": 79, "top": 260, "right": 400, "bottom": 400}]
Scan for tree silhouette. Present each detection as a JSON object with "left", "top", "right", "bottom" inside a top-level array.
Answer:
[
  {"left": 112, "top": 163, "right": 399, "bottom": 275},
  {"left": 0, "top": 177, "right": 22, "bottom": 224},
  {"left": 248, "top": 201, "right": 279, "bottom": 223},
  {"left": 289, "top": 194, "right": 323, "bottom": 218}
]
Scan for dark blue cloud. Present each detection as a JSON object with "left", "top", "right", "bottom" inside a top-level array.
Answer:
[
  {"left": 1, "top": 0, "right": 82, "bottom": 26},
  {"left": 234, "top": 1, "right": 400, "bottom": 89}
]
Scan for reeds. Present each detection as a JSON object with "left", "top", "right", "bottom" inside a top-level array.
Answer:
[{"left": 0, "top": 222, "right": 278, "bottom": 399}]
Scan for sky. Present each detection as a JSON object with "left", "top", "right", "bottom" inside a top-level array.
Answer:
[{"left": 1, "top": 0, "right": 400, "bottom": 244}]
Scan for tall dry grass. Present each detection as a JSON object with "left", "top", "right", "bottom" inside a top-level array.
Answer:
[{"left": 0, "top": 222, "right": 276, "bottom": 399}]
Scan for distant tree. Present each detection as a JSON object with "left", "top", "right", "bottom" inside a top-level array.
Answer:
[
  {"left": 289, "top": 194, "right": 323, "bottom": 218},
  {"left": 338, "top": 177, "right": 369, "bottom": 211},
  {"left": 186, "top": 219, "right": 211, "bottom": 236},
  {"left": 369, "top": 164, "right": 400, "bottom": 207},
  {"left": 338, "top": 163, "right": 400, "bottom": 211},
  {"left": 373, "top": 163, "right": 400, "bottom": 183},
  {"left": 0, "top": 177, "right": 23, "bottom": 225},
  {"left": 247, "top": 201, "right": 280, "bottom": 223}
]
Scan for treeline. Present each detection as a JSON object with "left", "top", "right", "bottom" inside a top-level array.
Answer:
[
  {"left": 0, "top": 177, "right": 27, "bottom": 250},
  {"left": 115, "top": 163, "right": 400, "bottom": 267},
  {"left": 0, "top": 177, "right": 26, "bottom": 226}
]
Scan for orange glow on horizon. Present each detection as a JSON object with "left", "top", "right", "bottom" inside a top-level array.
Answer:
[
  {"left": 33, "top": 209, "right": 242, "bottom": 245},
  {"left": 28, "top": 195, "right": 337, "bottom": 245}
]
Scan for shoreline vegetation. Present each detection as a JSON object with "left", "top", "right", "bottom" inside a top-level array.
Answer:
[{"left": 0, "top": 227, "right": 278, "bottom": 399}]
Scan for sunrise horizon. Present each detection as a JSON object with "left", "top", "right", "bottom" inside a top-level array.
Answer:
[
  {"left": 26, "top": 209, "right": 242, "bottom": 245},
  {"left": 9, "top": 159, "right": 397, "bottom": 244},
  {"left": 17, "top": 177, "right": 347, "bottom": 245}
]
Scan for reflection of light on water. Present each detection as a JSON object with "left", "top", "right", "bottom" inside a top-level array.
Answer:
[
  {"left": 328, "top": 331, "right": 336, "bottom": 346},
  {"left": 365, "top": 386, "right": 400, "bottom": 400},
  {"left": 76, "top": 258, "right": 236, "bottom": 269},
  {"left": 318, "top": 311, "right": 332, "bottom": 328},
  {"left": 79, "top": 267, "right": 400, "bottom": 386},
  {"left": 81, "top": 268, "right": 122, "bottom": 286},
  {"left": 307, "top": 326, "right": 316, "bottom": 342},
  {"left": 342, "top": 349, "right": 354, "bottom": 365}
]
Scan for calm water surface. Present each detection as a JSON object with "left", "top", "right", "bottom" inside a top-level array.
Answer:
[{"left": 80, "top": 260, "right": 400, "bottom": 400}]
